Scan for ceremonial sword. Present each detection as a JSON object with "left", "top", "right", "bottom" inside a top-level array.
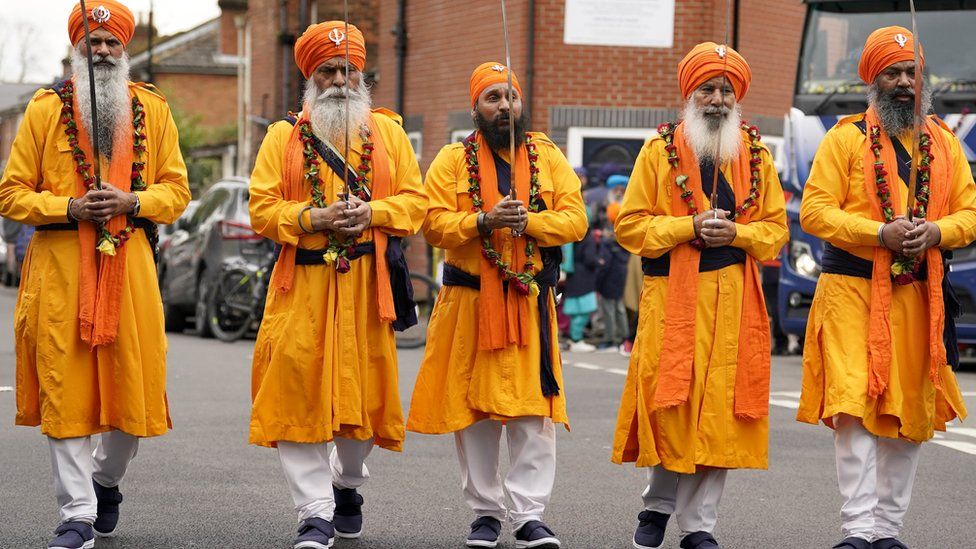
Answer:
[
  {"left": 500, "top": 0, "right": 517, "bottom": 204},
  {"left": 78, "top": 0, "right": 103, "bottom": 189},
  {"left": 905, "top": 0, "right": 923, "bottom": 222},
  {"left": 342, "top": 1, "right": 351, "bottom": 205},
  {"left": 709, "top": 0, "right": 734, "bottom": 220}
]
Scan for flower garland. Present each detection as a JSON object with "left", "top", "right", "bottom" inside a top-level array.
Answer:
[
  {"left": 297, "top": 119, "right": 373, "bottom": 273},
  {"left": 657, "top": 121, "right": 764, "bottom": 250},
  {"left": 869, "top": 124, "right": 933, "bottom": 285},
  {"left": 463, "top": 133, "right": 542, "bottom": 296},
  {"left": 57, "top": 80, "right": 147, "bottom": 256}
]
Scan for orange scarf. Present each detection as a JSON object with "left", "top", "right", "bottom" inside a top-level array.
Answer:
[
  {"left": 73, "top": 82, "right": 134, "bottom": 348},
  {"left": 862, "top": 107, "right": 953, "bottom": 398},
  {"left": 475, "top": 131, "right": 533, "bottom": 351},
  {"left": 653, "top": 123, "right": 771, "bottom": 419},
  {"left": 271, "top": 109, "right": 396, "bottom": 325}
]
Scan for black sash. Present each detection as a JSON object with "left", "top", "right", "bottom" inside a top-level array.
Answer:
[
  {"left": 642, "top": 161, "right": 746, "bottom": 276},
  {"left": 442, "top": 245, "right": 563, "bottom": 397},
  {"left": 284, "top": 116, "right": 360, "bottom": 192},
  {"left": 36, "top": 218, "right": 159, "bottom": 264},
  {"left": 854, "top": 120, "right": 912, "bottom": 186}
]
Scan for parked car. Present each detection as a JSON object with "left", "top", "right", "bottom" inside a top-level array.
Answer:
[
  {"left": 1, "top": 219, "right": 33, "bottom": 287},
  {"left": 158, "top": 178, "right": 268, "bottom": 336},
  {"left": 157, "top": 199, "right": 199, "bottom": 256}
]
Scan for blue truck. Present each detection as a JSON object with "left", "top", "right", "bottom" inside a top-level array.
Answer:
[{"left": 778, "top": 0, "right": 976, "bottom": 347}]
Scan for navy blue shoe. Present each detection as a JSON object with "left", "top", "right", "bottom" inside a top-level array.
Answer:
[
  {"left": 466, "top": 516, "right": 502, "bottom": 548},
  {"left": 332, "top": 486, "right": 363, "bottom": 538},
  {"left": 872, "top": 539, "right": 909, "bottom": 549},
  {"left": 680, "top": 531, "right": 720, "bottom": 549},
  {"left": 633, "top": 510, "right": 669, "bottom": 549},
  {"left": 48, "top": 522, "right": 94, "bottom": 549},
  {"left": 294, "top": 517, "right": 335, "bottom": 549},
  {"left": 514, "top": 520, "right": 561, "bottom": 549},
  {"left": 834, "top": 538, "right": 871, "bottom": 549},
  {"left": 92, "top": 480, "right": 123, "bottom": 537}
]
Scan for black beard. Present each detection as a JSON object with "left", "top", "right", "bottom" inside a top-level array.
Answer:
[
  {"left": 869, "top": 82, "right": 932, "bottom": 137},
  {"left": 474, "top": 110, "right": 526, "bottom": 150}
]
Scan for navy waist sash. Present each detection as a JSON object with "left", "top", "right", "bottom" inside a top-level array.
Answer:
[
  {"left": 642, "top": 248, "right": 745, "bottom": 277},
  {"left": 36, "top": 217, "right": 160, "bottom": 263},
  {"left": 821, "top": 242, "right": 960, "bottom": 369},
  {"left": 441, "top": 245, "right": 562, "bottom": 397}
]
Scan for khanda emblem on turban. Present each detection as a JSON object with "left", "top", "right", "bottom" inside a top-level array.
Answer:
[
  {"left": 715, "top": 45, "right": 727, "bottom": 59},
  {"left": 490, "top": 64, "right": 507, "bottom": 72},
  {"left": 328, "top": 28, "right": 346, "bottom": 47},
  {"left": 91, "top": 5, "right": 111, "bottom": 23},
  {"left": 894, "top": 33, "right": 908, "bottom": 48}
]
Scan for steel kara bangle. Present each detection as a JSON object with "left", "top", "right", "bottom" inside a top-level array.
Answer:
[
  {"left": 298, "top": 205, "right": 315, "bottom": 234},
  {"left": 477, "top": 212, "right": 493, "bottom": 237},
  {"left": 877, "top": 222, "right": 886, "bottom": 248}
]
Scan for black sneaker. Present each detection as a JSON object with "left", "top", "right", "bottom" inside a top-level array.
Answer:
[
  {"left": 92, "top": 480, "right": 123, "bottom": 537},
  {"left": 294, "top": 517, "right": 335, "bottom": 549},
  {"left": 680, "top": 531, "right": 719, "bottom": 549},
  {"left": 833, "top": 538, "right": 871, "bottom": 549},
  {"left": 466, "top": 516, "right": 502, "bottom": 548},
  {"left": 514, "top": 520, "right": 561, "bottom": 549},
  {"left": 633, "top": 510, "right": 669, "bottom": 549},
  {"left": 48, "top": 521, "right": 94, "bottom": 549},
  {"left": 871, "top": 539, "right": 908, "bottom": 549},
  {"left": 332, "top": 486, "right": 363, "bottom": 538}
]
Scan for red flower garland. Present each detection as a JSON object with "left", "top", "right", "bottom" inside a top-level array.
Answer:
[
  {"left": 869, "top": 124, "right": 933, "bottom": 285},
  {"left": 297, "top": 119, "right": 373, "bottom": 273},
  {"left": 657, "top": 121, "right": 765, "bottom": 250},
  {"left": 463, "top": 134, "right": 543, "bottom": 296},
  {"left": 57, "top": 80, "right": 147, "bottom": 255}
]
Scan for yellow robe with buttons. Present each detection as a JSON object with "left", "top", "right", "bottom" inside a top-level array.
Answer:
[
  {"left": 406, "top": 133, "right": 587, "bottom": 434},
  {"left": 611, "top": 132, "right": 788, "bottom": 472},
  {"left": 248, "top": 110, "right": 427, "bottom": 450},
  {"left": 0, "top": 83, "right": 191, "bottom": 439},
  {"left": 797, "top": 114, "right": 973, "bottom": 442}
]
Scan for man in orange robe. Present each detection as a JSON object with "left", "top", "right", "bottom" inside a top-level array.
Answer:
[
  {"left": 407, "top": 62, "right": 587, "bottom": 549},
  {"left": 247, "top": 20, "right": 427, "bottom": 549},
  {"left": 610, "top": 43, "right": 787, "bottom": 549},
  {"left": 798, "top": 27, "right": 975, "bottom": 549},
  {"left": 0, "top": 2, "right": 191, "bottom": 548}
]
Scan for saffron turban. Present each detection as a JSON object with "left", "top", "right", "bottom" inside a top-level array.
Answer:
[
  {"left": 68, "top": 1, "right": 135, "bottom": 46},
  {"left": 677, "top": 42, "right": 752, "bottom": 100},
  {"left": 470, "top": 62, "right": 523, "bottom": 106},
  {"left": 858, "top": 26, "right": 925, "bottom": 84},
  {"left": 295, "top": 21, "right": 366, "bottom": 79}
]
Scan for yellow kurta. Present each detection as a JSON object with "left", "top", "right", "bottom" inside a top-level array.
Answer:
[
  {"left": 797, "top": 114, "right": 974, "bottom": 442},
  {"left": 406, "top": 133, "right": 587, "bottom": 434},
  {"left": 248, "top": 110, "right": 427, "bottom": 451},
  {"left": 611, "top": 132, "right": 788, "bottom": 473},
  {"left": 0, "top": 83, "right": 190, "bottom": 439}
]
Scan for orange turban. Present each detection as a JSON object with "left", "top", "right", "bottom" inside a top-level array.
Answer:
[
  {"left": 294, "top": 21, "right": 366, "bottom": 79},
  {"left": 606, "top": 202, "right": 621, "bottom": 224},
  {"left": 858, "top": 26, "right": 925, "bottom": 84},
  {"left": 470, "top": 62, "right": 523, "bottom": 106},
  {"left": 68, "top": 1, "right": 135, "bottom": 46},
  {"left": 677, "top": 42, "right": 752, "bottom": 100}
]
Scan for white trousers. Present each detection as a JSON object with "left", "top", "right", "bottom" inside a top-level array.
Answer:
[
  {"left": 48, "top": 431, "right": 140, "bottom": 524},
  {"left": 642, "top": 466, "right": 728, "bottom": 537},
  {"left": 833, "top": 414, "right": 921, "bottom": 541},
  {"left": 454, "top": 417, "right": 556, "bottom": 531},
  {"left": 277, "top": 437, "right": 374, "bottom": 522}
]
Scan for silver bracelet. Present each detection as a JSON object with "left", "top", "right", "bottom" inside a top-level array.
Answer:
[
  {"left": 298, "top": 205, "right": 315, "bottom": 234},
  {"left": 877, "top": 222, "right": 886, "bottom": 247}
]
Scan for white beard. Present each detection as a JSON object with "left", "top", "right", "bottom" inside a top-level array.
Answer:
[
  {"left": 303, "top": 78, "right": 373, "bottom": 150},
  {"left": 681, "top": 98, "right": 743, "bottom": 165},
  {"left": 71, "top": 48, "right": 131, "bottom": 159}
]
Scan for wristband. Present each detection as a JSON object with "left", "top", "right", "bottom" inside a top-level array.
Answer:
[
  {"left": 477, "top": 212, "right": 493, "bottom": 237},
  {"left": 877, "top": 222, "right": 886, "bottom": 248},
  {"left": 67, "top": 198, "right": 77, "bottom": 222},
  {"left": 131, "top": 194, "right": 141, "bottom": 217},
  {"left": 298, "top": 205, "right": 315, "bottom": 234}
]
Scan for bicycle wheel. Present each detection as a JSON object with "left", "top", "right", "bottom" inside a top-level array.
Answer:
[
  {"left": 208, "top": 267, "right": 255, "bottom": 343},
  {"left": 396, "top": 273, "right": 440, "bottom": 349}
]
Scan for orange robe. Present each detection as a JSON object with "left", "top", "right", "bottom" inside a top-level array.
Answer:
[
  {"left": 248, "top": 110, "right": 427, "bottom": 451},
  {"left": 0, "top": 83, "right": 191, "bottom": 439},
  {"left": 406, "top": 133, "right": 587, "bottom": 434},
  {"left": 797, "top": 114, "right": 973, "bottom": 442},
  {"left": 611, "top": 131, "right": 788, "bottom": 472}
]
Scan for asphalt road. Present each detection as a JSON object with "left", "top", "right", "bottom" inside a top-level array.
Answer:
[{"left": 1, "top": 285, "right": 975, "bottom": 548}]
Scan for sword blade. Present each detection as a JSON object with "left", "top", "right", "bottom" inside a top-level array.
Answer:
[
  {"left": 905, "top": 0, "right": 923, "bottom": 221},
  {"left": 78, "top": 0, "right": 102, "bottom": 188},
  {"left": 709, "top": 0, "right": 733, "bottom": 219},
  {"left": 342, "top": 7, "right": 351, "bottom": 204},
  {"left": 501, "top": 0, "right": 517, "bottom": 202}
]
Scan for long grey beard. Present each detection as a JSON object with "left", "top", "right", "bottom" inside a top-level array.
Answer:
[
  {"left": 681, "top": 99, "right": 743, "bottom": 165},
  {"left": 303, "top": 78, "right": 372, "bottom": 151},
  {"left": 868, "top": 81, "right": 933, "bottom": 138},
  {"left": 71, "top": 49, "right": 131, "bottom": 160}
]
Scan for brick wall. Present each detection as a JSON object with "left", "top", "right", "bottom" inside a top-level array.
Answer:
[{"left": 154, "top": 73, "right": 238, "bottom": 129}]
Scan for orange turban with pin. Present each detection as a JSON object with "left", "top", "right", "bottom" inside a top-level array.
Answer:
[
  {"left": 470, "top": 62, "right": 523, "bottom": 106},
  {"left": 294, "top": 21, "right": 366, "bottom": 79},
  {"left": 677, "top": 42, "right": 752, "bottom": 100},
  {"left": 68, "top": 1, "right": 135, "bottom": 46},
  {"left": 858, "top": 26, "right": 925, "bottom": 84}
]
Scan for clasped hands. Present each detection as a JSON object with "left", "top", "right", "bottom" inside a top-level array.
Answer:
[
  {"left": 68, "top": 182, "right": 137, "bottom": 223},
  {"left": 692, "top": 209, "right": 737, "bottom": 248},
  {"left": 309, "top": 195, "right": 373, "bottom": 236},
  {"left": 484, "top": 195, "right": 528, "bottom": 234},
  {"left": 879, "top": 217, "right": 941, "bottom": 258}
]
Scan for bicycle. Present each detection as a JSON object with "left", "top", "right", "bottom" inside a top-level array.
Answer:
[
  {"left": 395, "top": 271, "right": 440, "bottom": 349},
  {"left": 207, "top": 250, "right": 275, "bottom": 343}
]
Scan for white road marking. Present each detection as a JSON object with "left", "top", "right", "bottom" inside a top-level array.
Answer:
[
  {"left": 571, "top": 362, "right": 602, "bottom": 371},
  {"left": 606, "top": 368, "right": 629, "bottom": 376},
  {"left": 932, "top": 440, "right": 976, "bottom": 456},
  {"left": 962, "top": 392, "right": 976, "bottom": 397},
  {"left": 947, "top": 427, "right": 976, "bottom": 440},
  {"left": 769, "top": 398, "right": 800, "bottom": 410},
  {"left": 0, "top": 386, "right": 12, "bottom": 392},
  {"left": 770, "top": 391, "right": 802, "bottom": 398}
]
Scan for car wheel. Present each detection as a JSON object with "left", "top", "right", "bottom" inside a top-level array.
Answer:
[{"left": 194, "top": 273, "right": 214, "bottom": 338}]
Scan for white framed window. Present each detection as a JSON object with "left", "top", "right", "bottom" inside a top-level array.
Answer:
[
  {"left": 566, "top": 126, "right": 655, "bottom": 172},
  {"left": 407, "top": 131, "right": 422, "bottom": 162},
  {"left": 450, "top": 129, "right": 474, "bottom": 143}
]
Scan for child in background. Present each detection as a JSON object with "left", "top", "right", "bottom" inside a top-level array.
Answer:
[
  {"left": 597, "top": 201, "right": 631, "bottom": 352},
  {"left": 562, "top": 207, "right": 602, "bottom": 352}
]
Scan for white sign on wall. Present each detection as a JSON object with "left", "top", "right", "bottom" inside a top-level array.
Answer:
[{"left": 563, "top": 0, "right": 674, "bottom": 49}]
